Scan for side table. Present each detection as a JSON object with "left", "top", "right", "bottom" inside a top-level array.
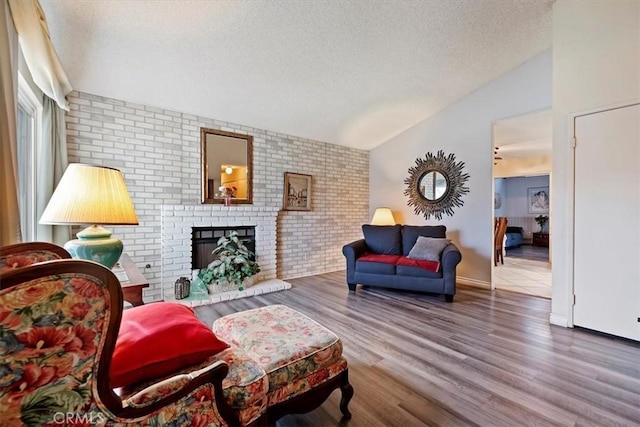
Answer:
[
  {"left": 112, "top": 253, "right": 149, "bottom": 306},
  {"left": 532, "top": 232, "right": 550, "bottom": 247}
]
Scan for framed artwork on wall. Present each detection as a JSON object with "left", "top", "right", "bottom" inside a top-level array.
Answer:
[
  {"left": 283, "top": 172, "right": 312, "bottom": 211},
  {"left": 527, "top": 186, "right": 549, "bottom": 214}
]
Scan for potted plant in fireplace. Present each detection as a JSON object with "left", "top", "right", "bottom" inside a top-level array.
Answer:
[{"left": 198, "top": 231, "right": 260, "bottom": 293}]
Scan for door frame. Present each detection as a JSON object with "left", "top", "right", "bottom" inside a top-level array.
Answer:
[{"left": 490, "top": 108, "right": 552, "bottom": 292}]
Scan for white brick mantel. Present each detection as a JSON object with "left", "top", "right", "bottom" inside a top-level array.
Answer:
[{"left": 161, "top": 205, "right": 278, "bottom": 301}]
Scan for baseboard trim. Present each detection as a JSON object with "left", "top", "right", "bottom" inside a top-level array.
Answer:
[
  {"left": 457, "top": 276, "right": 492, "bottom": 290},
  {"left": 549, "top": 313, "right": 569, "bottom": 327}
]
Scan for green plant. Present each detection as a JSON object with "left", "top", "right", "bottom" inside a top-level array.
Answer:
[
  {"left": 535, "top": 215, "right": 549, "bottom": 232},
  {"left": 198, "top": 231, "right": 260, "bottom": 290}
]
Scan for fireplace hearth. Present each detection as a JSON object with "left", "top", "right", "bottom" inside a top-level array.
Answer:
[{"left": 160, "top": 205, "right": 280, "bottom": 303}]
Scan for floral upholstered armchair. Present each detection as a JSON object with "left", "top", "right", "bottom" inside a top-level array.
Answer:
[
  {"left": 0, "top": 241, "right": 71, "bottom": 273},
  {"left": 0, "top": 259, "right": 237, "bottom": 426}
]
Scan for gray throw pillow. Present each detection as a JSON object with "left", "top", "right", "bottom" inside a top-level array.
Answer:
[{"left": 407, "top": 236, "right": 451, "bottom": 261}]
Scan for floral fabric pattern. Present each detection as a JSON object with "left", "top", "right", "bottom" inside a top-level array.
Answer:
[
  {"left": 110, "top": 384, "right": 226, "bottom": 426},
  {"left": 1, "top": 271, "right": 229, "bottom": 427},
  {"left": 0, "top": 273, "right": 112, "bottom": 426},
  {"left": 213, "top": 304, "right": 343, "bottom": 392},
  {"left": 268, "top": 358, "right": 348, "bottom": 406},
  {"left": 0, "top": 250, "right": 66, "bottom": 273},
  {"left": 120, "top": 346, "right": 268, "bottom": 425},
  {"left": 124, "top": 374, "right": 193, "bottom": 408}
]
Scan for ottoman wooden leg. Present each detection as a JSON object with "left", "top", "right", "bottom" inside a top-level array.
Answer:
[{"left": 339, "top": 370, "right": 354, "bottom": 419}]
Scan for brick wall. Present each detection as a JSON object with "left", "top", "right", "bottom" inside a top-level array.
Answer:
[
  {"left": 160, "top": 205, "right": 278, "bottom": 301},
  {"left": 66, "top": 91, "right": 369, "bottom": 301}
]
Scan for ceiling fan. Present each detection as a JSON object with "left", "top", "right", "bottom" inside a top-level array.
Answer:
[{"left": 494, "top": 146, "right": 502, "bottom": 165}]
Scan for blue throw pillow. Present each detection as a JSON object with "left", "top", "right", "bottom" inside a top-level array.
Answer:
[{"left": 362, "top": 225, "right": 402, "bottom": 255}]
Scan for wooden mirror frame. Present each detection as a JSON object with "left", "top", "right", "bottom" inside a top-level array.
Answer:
[
  {"left": 201, "top": 128, "right": 253, "bottom": 204},
  {"left": 404, "top": 150, "right": 470, "bottom": 220}
]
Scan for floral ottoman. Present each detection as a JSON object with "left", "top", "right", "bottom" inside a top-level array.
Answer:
[{"left": 213, "top": 304, "right": 354, "bottom": 424}]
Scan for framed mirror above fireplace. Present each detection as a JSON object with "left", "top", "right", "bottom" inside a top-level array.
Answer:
[{"left": 201, "top": 128, "right": 253, "bottom": 204}]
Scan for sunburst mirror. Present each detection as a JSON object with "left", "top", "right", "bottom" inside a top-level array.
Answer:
[{"left": 404, "top": 150, "right": 470, "bottom": 220}]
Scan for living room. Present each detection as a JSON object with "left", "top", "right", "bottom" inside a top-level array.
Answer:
[{"left": 1, "top": 1, "right": 639, "bottom": 426}]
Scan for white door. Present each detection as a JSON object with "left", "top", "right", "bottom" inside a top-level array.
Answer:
[{"left": 574, "top": 103, "right": 640, "bottom": 341}]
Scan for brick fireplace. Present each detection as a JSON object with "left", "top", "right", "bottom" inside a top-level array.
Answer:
[{"left": 160, "top": 205, "right": 280, "bottom": 302}]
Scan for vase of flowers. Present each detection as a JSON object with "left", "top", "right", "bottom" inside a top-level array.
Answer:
[
  {"left": 535, "top": 215, "right": 549, "bottom": 232},
  {"left": 218, "top": 185, "right": 236, "bottom": 206},
  {"left": 197, "top": 231, "right": 260, "bottom": 293}
]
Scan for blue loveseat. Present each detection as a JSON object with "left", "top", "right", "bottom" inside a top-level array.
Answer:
[
  {"left": 505, "top": 226, "right": 524, "bottom": 248},
  {"left": 342, "top": 225, "right": 462, "bottom": 302}
]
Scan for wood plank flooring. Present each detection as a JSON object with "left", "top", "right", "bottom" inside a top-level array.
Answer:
[{"left": 195, "top": 271, "right": 640, "bottom": 427}]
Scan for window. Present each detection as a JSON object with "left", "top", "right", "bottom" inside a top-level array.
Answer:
[{"left": 16, "top": 73, "right": 41, "bottom": 241}]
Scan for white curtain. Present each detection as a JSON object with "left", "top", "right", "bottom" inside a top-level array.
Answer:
[
  {"left": 37, "top": 95, "right": 70, "bottom": 245},
  {"left": 0, "top": 0, "right": 21, "bottom": 245},
  {"left": 8, "top": 0, "right": 71, "bottom": 110}
]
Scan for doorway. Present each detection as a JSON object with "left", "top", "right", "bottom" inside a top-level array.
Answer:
[{"left": 492, "top": 110, "right": 552, "bottom": 298}]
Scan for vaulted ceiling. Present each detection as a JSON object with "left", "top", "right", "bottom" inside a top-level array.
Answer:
[
  {"left": 494, "top": 110, "right": 552, "bottom": 158},
  {"left": 40, "top": 0, "right": 553, "bottom": 150}
]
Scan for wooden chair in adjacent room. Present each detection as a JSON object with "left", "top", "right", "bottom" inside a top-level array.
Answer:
[{"left": 494, "top": 217, "right": 508, "bottom": 266}]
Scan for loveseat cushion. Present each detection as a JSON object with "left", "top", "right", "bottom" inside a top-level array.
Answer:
[
  {"left": 356, "top": 258, "right": 397, "bottom": 275},
  {"left": 356, "top": 253, "right": 399, "bottom": 275},
  {"left": 362, "top": 224, "right": 402, "bottom": 255},
  {"left": 402, "top": 225, "right": 447, "bottom": 255},
  {"left": 396, "top": 255, "right": 440, "bottom": 272},
  {"left": 396, "top": 264, "right": 443, "bottom": 278},
  {"left": 358, "top": 253, "right": 401, "bottom": 264},
  {"left": 213, "top": 305, "right": 343, "bottom": 393}
]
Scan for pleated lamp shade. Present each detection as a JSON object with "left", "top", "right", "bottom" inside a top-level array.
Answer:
[
  {"left": 371, "top": 207, "right": 396, "bottom": 225},
  {"left": 40, "top": 164, "right": 138, "bottom": 268},
  {"left": 40, "top": 164, "right": 138, "bottom": 225}
]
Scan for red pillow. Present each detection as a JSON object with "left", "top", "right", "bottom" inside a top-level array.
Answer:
[{"left": 110, "top": 302, "right": 229, "bottom": 388}]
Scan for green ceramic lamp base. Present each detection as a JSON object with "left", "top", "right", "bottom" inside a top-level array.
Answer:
[{"left": 64, "top": 225, "right": 123, "bottom": 269}]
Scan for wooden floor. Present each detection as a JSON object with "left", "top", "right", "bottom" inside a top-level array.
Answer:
[{"left": 195, "top": 271, "right": 640, "bottom": 427}]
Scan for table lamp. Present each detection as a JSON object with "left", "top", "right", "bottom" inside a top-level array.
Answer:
[
  {"left": 371, "top": 207, "right": 396, "bottom": 225},
  {"left": 39, "top": 164, "right": 139, "bottom": 269}
]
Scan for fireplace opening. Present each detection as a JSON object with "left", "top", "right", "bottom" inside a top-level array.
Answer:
[{"left": 192, "top": 226, "right": 256, "bottom": 270}]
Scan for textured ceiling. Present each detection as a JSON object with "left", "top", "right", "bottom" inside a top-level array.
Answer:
[
  {"left": 40, "top": 0, "right": 553, "bottom": 150},
  {"left": 494, "top": 110, "right": 552, "bottom": 158}
]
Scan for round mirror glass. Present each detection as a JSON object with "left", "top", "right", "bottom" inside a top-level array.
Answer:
[{"left": 419, "top": 171, "right": 448, "bottom": 201}]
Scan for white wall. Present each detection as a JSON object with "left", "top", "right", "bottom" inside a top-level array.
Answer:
[
  {"left": 370, "top": 50, "right": 552, "bottom": 285},
  {"left": 551, "top": 0, "right": 640, "bottom": 326}
]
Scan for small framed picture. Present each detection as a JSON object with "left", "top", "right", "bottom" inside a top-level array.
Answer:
[
  {"left": 528, "top": 186, "right": 549, "bottom": 214},
  {"left": 283, "top": 172, "right": 312, "bottom": 211}
]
